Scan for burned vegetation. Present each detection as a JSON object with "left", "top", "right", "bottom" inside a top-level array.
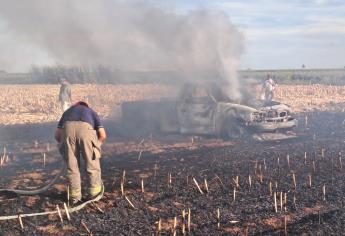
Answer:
[{"left": 1, "top": 84, "right": 345, "bottom": 235}]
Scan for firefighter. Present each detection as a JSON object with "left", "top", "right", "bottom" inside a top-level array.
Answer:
[
  {"left": 55, "top": 101, "right": 107, "bottom": 204},
  {"left": 58, "top": 78, "right": 72, "bottom": 112},
  {"left": 261, "top": 74, "right": 276, "bottom": 103}
]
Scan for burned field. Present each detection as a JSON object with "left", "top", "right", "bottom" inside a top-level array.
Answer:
[
  {"left": 1, "top": 85, "right": 345, "bottom": 235},
  {"left": 1, "top": 112, "right": 345, "bottom": 235}
]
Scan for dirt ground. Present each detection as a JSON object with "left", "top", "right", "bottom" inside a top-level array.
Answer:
[{"left": 1, "top": 84, "right": 345, "bottom": 235}]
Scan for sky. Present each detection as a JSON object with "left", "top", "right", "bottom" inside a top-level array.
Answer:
[
  {"left": 0, "top": 0, "right": 344, "bottom": 72},
  {"left": 170, "top": 0, "right": 345, "bottom": 70}
]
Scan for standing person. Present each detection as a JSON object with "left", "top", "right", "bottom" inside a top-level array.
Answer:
[
  {"left": 59, "top": 78, "right": 72, "bottom": 112},
  {"left": 55, "top": 101, "right": 107, "bottom": 204},
  {"left": 261, "top": 75, "right": 276, "bottom": 103}
]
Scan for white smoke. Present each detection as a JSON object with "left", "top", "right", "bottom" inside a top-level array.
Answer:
[{"left": 0, "top": 0, "right": 244, "bottom": 99}]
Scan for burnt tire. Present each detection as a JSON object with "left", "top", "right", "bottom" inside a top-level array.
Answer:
[{"left": 221, "top": 119, "right": 247, "bottom": 140}]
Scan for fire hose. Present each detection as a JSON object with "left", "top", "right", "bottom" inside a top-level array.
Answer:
[{"left": 0, "top": 161, "right": 104, "bottom": 221}]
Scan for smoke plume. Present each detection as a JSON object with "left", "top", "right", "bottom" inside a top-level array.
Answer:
[{"left": 0, "top": 0, "right": 244, "bottom": 99}]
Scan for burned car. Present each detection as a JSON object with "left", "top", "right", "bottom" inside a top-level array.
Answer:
[{"left": 121, "top": 83, "right": 298, "bottom": 141}]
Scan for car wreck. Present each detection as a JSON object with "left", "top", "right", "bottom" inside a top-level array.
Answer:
[{"left": 121, "top": 83, "right": 298, "bottom": 141}]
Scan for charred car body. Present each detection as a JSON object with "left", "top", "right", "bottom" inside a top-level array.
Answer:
[{"left": 122, "top": 83, "right": 298, "bottom": 141}]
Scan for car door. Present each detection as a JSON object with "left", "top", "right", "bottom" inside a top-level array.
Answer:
[{"left": 177, "top": 95, "right": 217, "bottom": 134}]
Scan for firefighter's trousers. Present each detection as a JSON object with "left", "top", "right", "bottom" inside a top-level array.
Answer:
[{"left": 60, "top": 121, "right": 102, "bottom": 201}]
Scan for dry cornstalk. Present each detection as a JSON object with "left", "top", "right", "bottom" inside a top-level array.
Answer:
[
  {"left": 141, "top": 179, "right": 145, "bottom": 193},
  {"left": 304, "top": 152, "right": 307, "bottom": 165},
  {"left": 63, "top": 203, "right": 71, "bottom": 221},
  {"left": 284, "top": 215, "right": 287, "bottom": 236},
  {"left": 269, "top": 181, "right": 272, "bottom": 196},
  {"left": 339, "top": 154, "right": 343, "bottom": 170},
  {"left": 0, "top": 156, "right": 4, "bottom": 166},
  {"left": 137, "top": 150, "right": 142, "bottom": 161},
  {"left": 248, "top": 175, "right": 252, "bottom": 188},
  {"left": 43, "top": 153, "right": 46, "bottom": 166},
  {"left": 0, "top": 152, "right": 5, "bottom": 166},
  {"left": 120, "top": 181, "right": 124, "bottom": 196},
  {"left": 192, "top": 177, "right": 204, "bottom": 194},
  {"left": 312, "top": 160, "right": 316, "bottom": 172},
  {"left": 182, "top": 222, "right": 186, "bottom": 235},
  {"left": 321, "top": 149, "right": 325, "bottom": 158},
  {"left": 204, "top": 178, "right": 209, "bottom": 193},
  {"left": 154, "top": 164, "right": 158, "bottom": 178},
  {"left": 138, "top": 138, "right": 145, "bottom": 146},
  {"left": 67, "top": 186, "right": 70, "bottom": 206},
  {"left": 259, "top": 174, "right": 263, "bottom": 183},
  {"left": 264, "top": 158, "right": 267, "bottom": 170},
  {"left": 18, "top": 214, "right": 24, "bottom": 230},
  {"left": 236, "top": 175, "right": 239, "bottom": 187},
  {"left": 323, "top": 185, "right": 326, "bottom": 201},
  {"left": 157, "top": 218, "right": 161, "bottom": 234},
  {"left": 308, "top": 174, "right": 312, "bottom": 187},
  {"left": 293, "top": 194, "right": 296, "bottom": 208},
  {"left": 305, "top": 115, "right": 308, "bottom": 126},
  {"left": 280, "top": 192, "right": 283, "bottom": 211},
  {"left": 233, "top": 188, "right": 236, "bottom": 202},
  {"left": 125, "top": 196, "right": 136, "bottom": 209},
  {"left": 215, "top": 175, "right": 225, "bottom": 188},
  {"left": 217, "top": 208, "right": 220, "bottom": 228},
  {"left": 277, "top": 157, "right": 280, "bottom": 167},
  {"left": 81, "top": 220, "right": 91, "bottom": 234},
  {"left": 168, "top": 173, "right": 172, "bottom": 187},
  {"left": 274, "top": 192, "right": 278, "bottom": 213},
  {"left": 188, "top": 208, "right": 191, "bottom": 232},
  {"left": 46, "top": 143, "right": 50, "bottom": 151},
  {"left": 91, "top": 202, "right": 104, "bottom": 214},
  {"left": 173, "top": 216, "right": 177, "bottom": 235},
  {"left": 292, "top": 173, "right": 296, "bottom": 189},
  {"left": 122, "top": 170, "right": 126, "bottom": 183},
  {"left": 287, "top": 154, "right": 290, "bottom": 169},
  {"left": 56, "top": 205, "right": 63, "bottom": 223},
  {"left": 284, "top": 193, "right": 287, "bottom": 212}
]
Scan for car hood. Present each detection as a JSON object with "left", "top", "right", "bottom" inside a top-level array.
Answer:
[{"left": 218, "top": 102, "right": 258, "bottom": 122}]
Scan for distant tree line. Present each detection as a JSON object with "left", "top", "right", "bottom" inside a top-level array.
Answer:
[
  {"left": 241, "top": 69, "right": 345, "bottom": 85},
  {"left": 28, "top": 65, "right": 190, "bottom": 84},
  {"left": 29, "top": 65, "right": 118, "bottom": 84},
  {"left": 1, "top": 65, "right": 345, "bottom": 85}
]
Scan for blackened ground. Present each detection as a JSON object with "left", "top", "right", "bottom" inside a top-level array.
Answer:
[{"left": 1, "top": 111, "right": 345, "bottom": 235}]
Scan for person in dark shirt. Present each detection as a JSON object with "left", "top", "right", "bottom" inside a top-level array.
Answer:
[{"left": 55, "top": 101, "right": 107, "bottom": 204}]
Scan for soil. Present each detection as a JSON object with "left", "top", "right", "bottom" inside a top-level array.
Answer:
[{"left": 1, "top": 110, "right": 345, "bottom": 235}]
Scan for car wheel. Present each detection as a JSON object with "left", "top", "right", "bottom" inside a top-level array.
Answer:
[{"left": 221, "top": 120, "right": 246, "bottom": 140}]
